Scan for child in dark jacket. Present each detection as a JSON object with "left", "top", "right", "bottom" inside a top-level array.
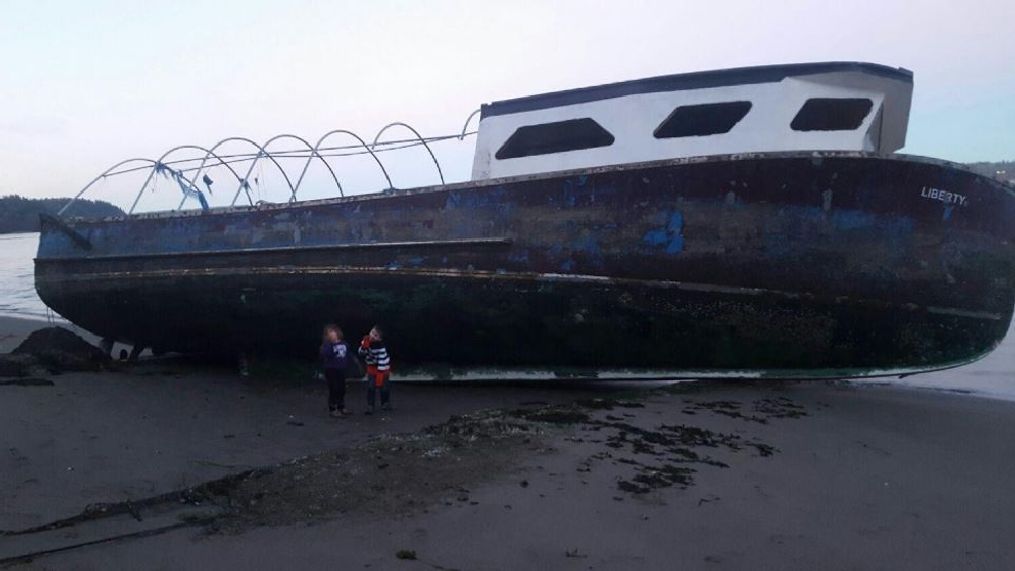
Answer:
[
  {"left": 359, "top": 325, "right": 391, "bottom": 415},
  {"left": 320, "top": 324, "right": 350, "bottom": 417}
]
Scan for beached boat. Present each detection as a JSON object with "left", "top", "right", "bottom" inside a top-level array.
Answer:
[{"left": 35, "top": 62, "right": 1015, "bottom": 379}]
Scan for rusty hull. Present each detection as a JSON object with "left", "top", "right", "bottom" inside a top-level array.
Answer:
[{"left": 34, "top": 152, "right": 1015, "bottom": 378}]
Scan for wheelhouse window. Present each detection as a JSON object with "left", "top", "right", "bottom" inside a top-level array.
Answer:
[
  {"left": 495, "top": 118, "right": 615, "bottom": 160},
  {"left": 790, "top": 98, "right": 873, "bottom": 131},
  {"left": 653, "top": 101, "right": 752, "bottom": 138}
]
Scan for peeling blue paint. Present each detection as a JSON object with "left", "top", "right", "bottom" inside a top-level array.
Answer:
[
  {"left": 642, "top": 211, "right": 684, "bottom": 254},
  {"left": 445, "top": 192, "right": 461, "bottom": 209},
  {"left": 445, "top": 186, "right": 508, "bottom": 210},
  {"left": 643, "top": 229, "right": 669, "bottom": 246}
]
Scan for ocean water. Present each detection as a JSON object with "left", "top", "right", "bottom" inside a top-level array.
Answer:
[
  {"left": 0, "top": 232, "right": 52, "bottom": 320},
  {"left": 1, "top": 232, "right": 1012, "bottom": 398}
]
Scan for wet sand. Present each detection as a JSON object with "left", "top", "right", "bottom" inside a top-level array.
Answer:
[{"left": 2, "top": 315, "right": 1014, "bottom": 570}]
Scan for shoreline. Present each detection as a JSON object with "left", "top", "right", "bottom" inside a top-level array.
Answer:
[
  {"left": 0, "top": 312, "right": 61, "bottom": 323},
  {"left": 0, "top": 314, "right": 72, "bottom": 353}
]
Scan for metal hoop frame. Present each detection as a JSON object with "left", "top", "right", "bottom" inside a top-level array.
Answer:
[
  {"left": 372, "top": 122, "right": 444, "bottom": 185},
  {"left": 210, "top": 137, "right": 296, "bottom": 207},
  {"left": 460, "top": 109, "right": 481, "bottom": 139},
  {"left": 128, "top": 145, "right": 249, "bottom": 214},
  {"left": 60, "top": 111, "right": 482, "bottom": 215},
  {"left": 59, "top": 158, "right": 158, "bottom": 216},
  {"left": 314, "top": 129, "right": 394, "bottom": 191},
  {"left": 261, "top": 134, "right": 344, "bottom": 201}
]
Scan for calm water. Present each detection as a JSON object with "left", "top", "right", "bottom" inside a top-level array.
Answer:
[
  {"left": 0, "top": 232, "right": 53, "bottom": 320},
  {"left": 1, "top": 232, "right": 1012, "bottom": 398}
]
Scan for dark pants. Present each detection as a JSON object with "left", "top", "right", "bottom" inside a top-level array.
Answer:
[
  {"left": 366, "top": 370, "right": 391, "bottom": 409},
  {"left": 325, "top": 368, "right": 346, "bottom": 411}
]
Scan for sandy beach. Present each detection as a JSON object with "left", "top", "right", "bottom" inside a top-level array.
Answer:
[{"left": 1, "top": 314, "right": 1014, "bottom": 570}]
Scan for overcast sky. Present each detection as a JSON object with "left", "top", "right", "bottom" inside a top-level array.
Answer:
[{"left": 1, "top": 0, "right": 1013, "bottom": 210}]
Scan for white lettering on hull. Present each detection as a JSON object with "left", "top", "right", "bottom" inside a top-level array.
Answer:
[{"left": 920, "top": 186, "right": 967, "bottom": 206}]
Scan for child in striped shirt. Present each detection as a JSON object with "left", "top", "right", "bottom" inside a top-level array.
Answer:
[{"left": 359, "top": 325, "right": 391, "bottom": 414}]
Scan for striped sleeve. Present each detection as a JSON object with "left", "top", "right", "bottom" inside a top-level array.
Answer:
[{"left": 370, "top": 345, "right": 390, "bottom": 370}]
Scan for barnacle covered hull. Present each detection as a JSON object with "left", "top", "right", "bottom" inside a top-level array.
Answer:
[{"left": 35, "top": 152, "right": 1015, "bottom": 378}]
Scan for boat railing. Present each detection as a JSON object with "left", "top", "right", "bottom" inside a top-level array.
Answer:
[{"left": 57, "top": 112, "right": 481, "bottom": 217}]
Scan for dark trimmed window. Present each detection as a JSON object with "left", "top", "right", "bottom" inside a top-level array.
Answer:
[
  {"left": 495, "top": 118, "right": 614, "bottom": 159},
  {"left": 654, "top": 101, "right": 752, "bottom": 138},
  {"left": 791, "top": 98, "right": 873, "bottom": 131}
]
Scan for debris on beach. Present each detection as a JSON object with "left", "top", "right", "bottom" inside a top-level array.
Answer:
[
  {"left": 569, "top": 396, "right": 808, "bottom": 495},
  {"left": 1, "top": 327, "right": 109, "bottom": 377},
  {"left": 510, "top": 405, "right": 590, "bottom": 425},
  {"left": 0, "top": 387, "right": 812, "bottom": 559},
  {"left": 395, "top": 549, "right": 417, "bottom": 560},
  {"left": 0, "top": 377, "right": 55, "bottom": 386},
  {"left": 212, "top": 408, "right": 543, "bottom": 530},
  {"left": 564, "top": 547, "right": 588, "bottom": 558},
  {"left": 679, "top": 395, "right": 809, "bottom": 424}
]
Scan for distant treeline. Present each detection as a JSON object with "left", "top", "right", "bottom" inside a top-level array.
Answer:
[
  {"left": 0, "top": 195, "right": 124, "bottom": 234},
  {"left": 967, "top": 160, "right": 1015, "bottom": 181}
]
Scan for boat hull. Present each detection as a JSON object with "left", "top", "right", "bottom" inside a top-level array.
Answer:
[{"left": 35, "top": 152, "right": 1015, "bottom": 378}]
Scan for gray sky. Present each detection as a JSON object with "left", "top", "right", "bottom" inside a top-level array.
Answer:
[{"left": 1, "top": 0, "right": 1013, "bottom": 210}]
